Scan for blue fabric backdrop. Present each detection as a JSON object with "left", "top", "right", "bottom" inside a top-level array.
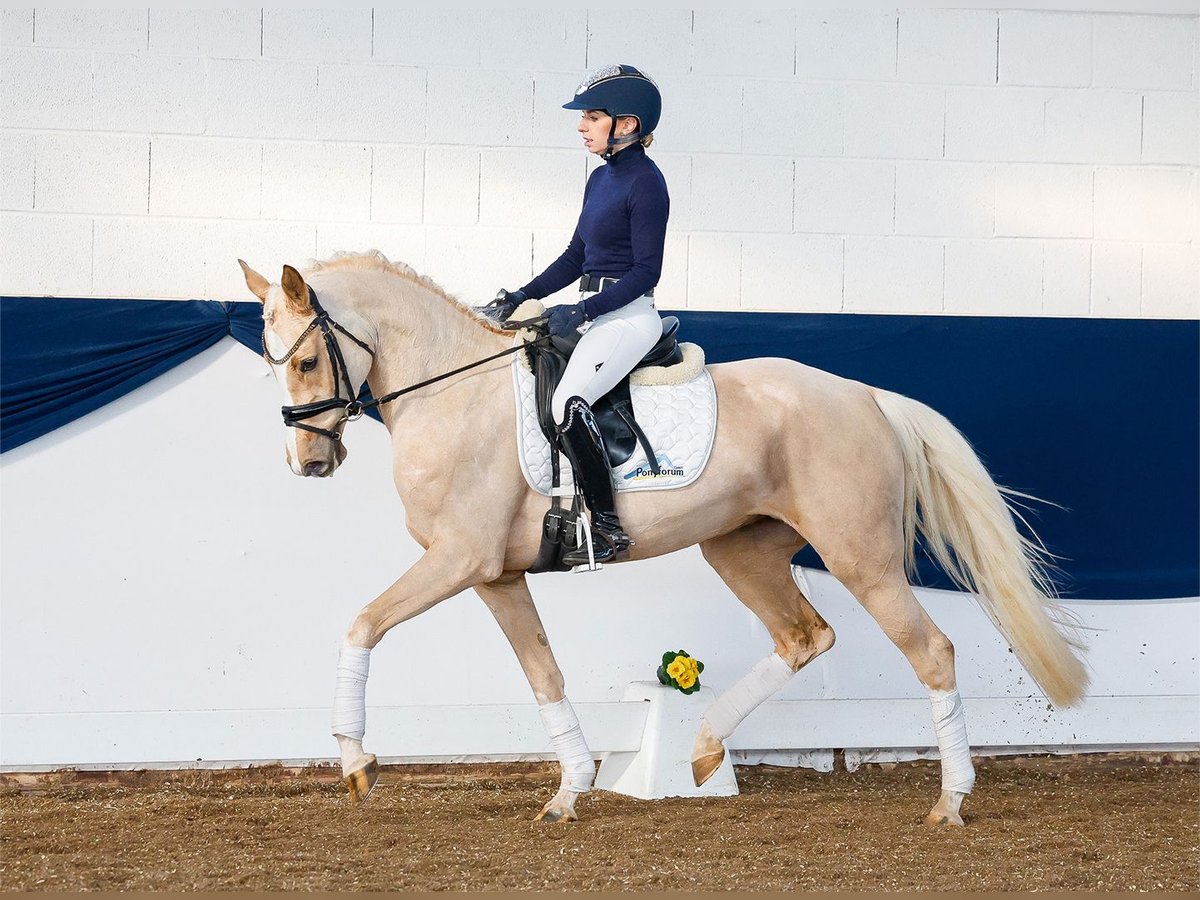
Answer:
[{"left": 1, "top": 295, "right": 1196, "bottom": 600}]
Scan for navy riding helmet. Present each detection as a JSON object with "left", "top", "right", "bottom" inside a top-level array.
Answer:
[{"left": 563, "top": 64, "right": 662, "bottom": 157}]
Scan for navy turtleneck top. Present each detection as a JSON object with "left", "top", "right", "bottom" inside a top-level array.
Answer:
[{"left": 519, "top": 142, "right": 670, "bottom": 320}]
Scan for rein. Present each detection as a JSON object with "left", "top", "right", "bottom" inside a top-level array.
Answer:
[{"left": 264, "top": 286, "right": 545, "bottom": 443}]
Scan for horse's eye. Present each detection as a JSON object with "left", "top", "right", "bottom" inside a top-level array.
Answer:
[{"left": 299, "top": 356, "right": 318, "bottom": 373}]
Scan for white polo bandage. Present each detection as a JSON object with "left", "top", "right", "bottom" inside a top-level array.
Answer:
[
  {"left": 929, "top": 687, "right": 975, "bottom": 794},
  {"left": 331, "top": 643, "right": 371, "bottom": 740},
  {"left": 703, "top": 652, "right": 795, "bottom": 741},
  {"left": 538, "top": 697, "right": 595, "bottom": 793}
]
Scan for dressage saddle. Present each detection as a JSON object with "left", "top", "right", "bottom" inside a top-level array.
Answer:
[{"left": 530, "top": 315, "right": 684, "bottom": 472}]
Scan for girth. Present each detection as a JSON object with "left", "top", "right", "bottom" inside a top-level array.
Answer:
[{"left": 529, "top": 316, "right": 684, "bottom": 472}]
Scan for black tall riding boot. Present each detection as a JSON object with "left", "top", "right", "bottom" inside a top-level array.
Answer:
[{"left": 558, "top": 396, "right": 632, "bottom": 566}]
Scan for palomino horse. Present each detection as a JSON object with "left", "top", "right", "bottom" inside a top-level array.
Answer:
[{"left": 239, "top": 251, "right": 1087, "bottom": 827}]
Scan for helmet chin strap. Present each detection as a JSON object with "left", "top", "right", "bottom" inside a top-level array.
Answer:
[{"left": 602, "top": 116, "right": 640, "bottom": 159}]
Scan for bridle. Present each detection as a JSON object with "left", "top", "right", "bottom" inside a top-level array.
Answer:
[
  {"left": 262, "top": 286, "right": 546, "bottom": 444},
  {"left": 262, "top": 286, "right": 377, "bottom": 442}
]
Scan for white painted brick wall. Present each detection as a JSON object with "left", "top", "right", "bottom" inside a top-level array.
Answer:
[
  {"left": 686, "top": 233, "right": 740, "bottom": 310},
  {"left": 1, "top": 9, "right": 34, "bottom": 46},
  {"left": 0, "top": 132, "right": 34, "bottom": 210},
  {"left": 150, "top": 138, "right": 261, "bottom": 220},
  {"left": 427, "top": 69, "right": 532, "bottom": 146},
  {"left": 93, "top": 218, "right": 207, "bottom": 300},
  {"left": 1044, "top": 90, "right": 1143, "bottom": 164},
  {"left": 795, "top": 11, "right": 897, "bottom": 82},
  {"left": 999, "top": 12, "right": 1092, "bottom": 87},
  {"left": 534, "top": 71, "right": 587, "bottom": 150},
  {"left": 93, "top": 54, "right": 205, "bottom": 134},
  {"left": 896, "top": 162, "right": 995, "bottom": 238},
  {"left": 795, "top": 159, "right": 894, "bottom": 236},
  {"left": 1141, "top": 244, "right": 1200, "bottom": 318},
  {"left": 423, "top": 148, "right": 479, "bottom": 226},
  {"left": 315, "top": 64, "right": 426, "bottom": 144},
  {"left": 147, "top": 10, "right": 261, "bottom": 59},
  {"left": 585, "top": 10, "right": 694, "bottom": 76},
  {"left": 370, "top": 146, "right": 424, "bottom": 225},
  {"left": 479, "top": 149, "right": 583, "bottom": 230},
  {"left": 995, "top": 164, "right": 1093, "bottom": 239},
  {"left": 843, "top": 85, "right": 944, "bottom": 160},
  {"left": 1, "top": 9, "right": 1195, "bottom": 319},
  {"left": 423, "top": 226, "right": 531, "bottom": 302},
  {"left": 944, "top": 239, "right": 1043, "bottom": 315},
  {"left": 0, "top": 214, "right": 93, "bottom": 296},
  {"left": 206, "top": 59, "right": 317, "bottom": 140},
  {"left": 691, "top": 155, "right": 793, "bottom": 233},
  {"left": 741, "top": 234, "right": 843, "bottom": 312},
  {"left": 34, "top": 9, "right": 145, "bottom": 52},
  {"left": 262, "top": 9, "right": 372, "bottom": 63},
  {"left": 1094, "top": 167, "right": 1195, "bottom": 242},
  {"left": 34, "top": 133, "right": 148, "bottom": 216},
  {"left": 658, "top": 74, "right": 743, "bottom": 154},
  {"left": 898, "top": 9, "right": 998, "bottom": 86},
  {"left": 1093, "top": 14, "right": 1195, "bottom": 90},
  {"left": 0, "top": 47, "right": 93, "bottom": 129},
  {"left": 742, "top": 81, "right": 842, "bottom": 157},
  {"left": 844, "top": 238, "right": 944, "bottom": 313},
  {"left": 945, "top": 87, "right": 1047, "bottom": 162},
  {"left": 1092, "top": 242, "right": 1143, "bottom": 316},
  {"left": 693, "top": 11, "right": 796, "bottom": 79},
  {"left": 261, "top": 142, "right": 372, "bottom": 223},
  {"left": 1042, "top": 240, "right": 1093, "bottom": 316},
  {"left": 1142, "top": 92, "right": 1200, "bottom": 165}
]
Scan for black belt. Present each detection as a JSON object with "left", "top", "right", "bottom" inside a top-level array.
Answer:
[{"left": 578, "top": 275, "right": 653, "bottom": 298}]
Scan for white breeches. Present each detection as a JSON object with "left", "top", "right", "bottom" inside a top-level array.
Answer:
[{"left": 551, "top": 292, "right": 663, "bottom": 425}]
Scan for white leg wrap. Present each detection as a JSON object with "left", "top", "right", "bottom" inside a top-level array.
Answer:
[
  {"left": 703, "top": 652, "right": 795, "bottom": 742},
  {"left": 538, "top": 697, "right": 595, "bottom": 793},
  {"left": 331, "top": 643, "right": 371, "bottom": 741},
  {"left": 929, "top": 687, "right": 975, "bottom": 794}
]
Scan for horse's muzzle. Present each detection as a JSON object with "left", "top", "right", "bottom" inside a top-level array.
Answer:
[{"left": 303, "top": 459, "right": 333, "bottom": 477}]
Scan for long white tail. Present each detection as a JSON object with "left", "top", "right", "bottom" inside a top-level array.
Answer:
[{"left": 870, "top": 388, "right": 1089, "bottom": 707}]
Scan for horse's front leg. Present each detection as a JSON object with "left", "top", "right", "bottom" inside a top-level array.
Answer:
[
  {"left": 475, "top": 572, "right": 594, "bottom": 824},
  {"left": 332, "top": 549, "right": 502, "bottom": 802}
]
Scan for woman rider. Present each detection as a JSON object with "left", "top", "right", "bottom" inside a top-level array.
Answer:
[{"left": 482, "top": 64, "right": 668, "bottom": 566}]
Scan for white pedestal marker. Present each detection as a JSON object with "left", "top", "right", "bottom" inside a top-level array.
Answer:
[{"left": 594, "top": 680, "right": 739, "bottom": 799}]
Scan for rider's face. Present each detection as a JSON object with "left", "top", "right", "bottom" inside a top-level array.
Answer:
[{"left": 578, "top": 110, "right": 637, "bottom": 155}]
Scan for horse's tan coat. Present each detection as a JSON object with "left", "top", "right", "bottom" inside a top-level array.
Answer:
[{"left": 241, "top": 251, "right": 1087, "bottom": 825}]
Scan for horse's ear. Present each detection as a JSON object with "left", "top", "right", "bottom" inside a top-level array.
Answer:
[
  {"left": 238, "top": 259, "right": 270, "bottom": 302},
  {"left": 280, "top": 265, "right": 312, "bottom": 315}
]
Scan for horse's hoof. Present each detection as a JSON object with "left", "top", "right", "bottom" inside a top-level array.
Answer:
[
  {"left": 344, "top": 754, "right": 379, "bottom": 805},
  {"left": 534, "top": 805, "right": 576, "bottom": 824},
  {"left": 924, "top": 809, "right": 965, "bottom": 827},
  {"left": 691, "top": 749, "right": 725, "bottom": 787}
]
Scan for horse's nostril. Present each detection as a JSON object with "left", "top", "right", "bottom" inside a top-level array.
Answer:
[{"left": 304, "top": 460, "right": 331, "bottom": 477}]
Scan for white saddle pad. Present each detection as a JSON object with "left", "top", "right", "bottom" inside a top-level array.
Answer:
[{"left": 512, "top": 344, "right": 717, "bottom": 495}]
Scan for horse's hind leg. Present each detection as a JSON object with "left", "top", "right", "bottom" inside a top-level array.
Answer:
[
  {"left": 826, "top": 551, "right": 973, "bottom": 826},
  {"left": 694, "top": 518, "right": 836, "bottom": 786},
  {"left": 475, "top": 571, "right": 594, "bottom": 824}
]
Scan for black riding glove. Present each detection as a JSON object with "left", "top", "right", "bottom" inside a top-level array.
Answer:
[
  {"left": 547, "top": 302, "right": 587, "bottom": 338},
  {"left": 478, "top": 289, "right": 527, "bottom": 323}
]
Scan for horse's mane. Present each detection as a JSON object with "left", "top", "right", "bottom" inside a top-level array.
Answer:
[{"left": 304, "top": 250, "right": 506, "bottom": 334}]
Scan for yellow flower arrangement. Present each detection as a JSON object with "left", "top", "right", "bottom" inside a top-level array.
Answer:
[{"left": 657, "top": 650, "right": 704, "bottom": 695}]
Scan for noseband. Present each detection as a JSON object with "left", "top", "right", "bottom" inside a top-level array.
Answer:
[
  {"left": 262, "top": 286, "right": 376, "bottom": 442},
  {"left": 263, "top": 286, "right": 547, "bottom": 444}
]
